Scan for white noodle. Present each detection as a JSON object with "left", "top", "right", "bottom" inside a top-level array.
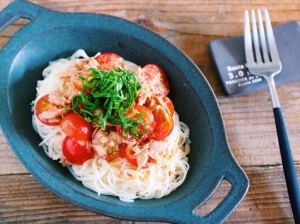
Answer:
[{"left": 32, "top": 49, "right": 191, "bottom": 202}]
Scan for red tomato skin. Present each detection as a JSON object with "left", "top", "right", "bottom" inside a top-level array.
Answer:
[
  {"left": 94, "top": 52, "right": 124, "bottom": 70},
  {"left": 35, "top": 94, "right": 62, "bottom": 126},
  {"left": 71, "top": 71, "right": 85, "bottom": 91},
  {"left": 116, "top": 105, "right": 155, "bottom": 143},
  {"left": 62, "top": 136, "right": 93, "bottom": 165},
  {"left": 144, "top": 95, "right": 175, "bottom": 141},
  {"left": 71, "top": 71, "right": 91, "bottom": 94},
  {"left": 60, "top": 113, "right": 92, "bottom": 141},
  {"left": 149, "top": 106, "right": 174, "bottom": 141},
  {"left": 146, "top": 95, "right": 174, "bottom": 116},
  {"left": 122, "top": 144, "right": 152, "bottom": 168},
  {"left": 160, "top": 95, "right": 174, "bottom": 116},
  {"left": 141, "top": 64, "right": 170, "bottom": 96},
  {"left": 125, "top": 146, "right": 138, "bottom": 167},
  {"left": 97, "top": 152, "right": 119, "bottom": 162}
]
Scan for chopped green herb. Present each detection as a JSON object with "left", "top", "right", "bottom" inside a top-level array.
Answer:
[{"left": 72, "top": 67, "right": 143, "bottom": 135}]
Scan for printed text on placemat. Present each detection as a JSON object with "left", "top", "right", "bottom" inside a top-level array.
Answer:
[{"left": 226, "top": 63, "right": 262, "bottom": 86}]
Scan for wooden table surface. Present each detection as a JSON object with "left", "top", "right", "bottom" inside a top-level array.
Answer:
[{"left": 1, "top": 0, "right": 300, "bottom": 223}]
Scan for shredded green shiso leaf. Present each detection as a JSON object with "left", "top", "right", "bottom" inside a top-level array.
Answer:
[{"left": 72, "top": 67, "right": 143, "bottom": 136}]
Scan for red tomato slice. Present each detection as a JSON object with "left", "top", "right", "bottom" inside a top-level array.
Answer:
[
  {"left": 116, "top": 105, "right": 155, "bottom": 143},
  {"left": 71, "top": 71, "right": 91, "bottom": 94},
  {"left": 35, "top": 94, "right": 66, "bottom": 126},
  {"left": 146, "top": 95, "right": 174, "bottom": 116},
  {"left": 94, "top": 52, "right": 124, "bottom": 70},
  {"left": 60, "top": 112, "right": 92, "bottom": 141},
  {"left": 121, "top": 144, "right": 153, "bottom": 168},
  {"left": 62, "top": 136, "right": 93, "bottom": 165},
  {"left": 125, "top": 145, "right": 138, "bottom": 167},
  {"left": 149, "top": 106, "right": 174, "bottom": 141},
  {"left": 159, "top": 95, "right": 174, "bottom": 116},
  {"left": 140, "top": 64, "right": 170, "bottom": 95},
  {"left": 92, "top": 129, "right": 120, "bottom": 161}
]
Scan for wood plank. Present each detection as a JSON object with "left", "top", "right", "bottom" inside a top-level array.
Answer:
[
  {"left": 0, "top": 0, "right": 299, "bottom": 38},
  {"left": 0, "top": 0, "right": 300, "bottom": 223},
  {"left": 2, "top": 81, "right": 300, "bottom": 171},
  {"left": 0, "top": 165, "right": 297, "bottom": 223},
  {"left": 0, "top": 131, "right": 28, "bottom": 175},
  {"left": 219, "top": 81, "right": 300, "bottom": 166},
  {"left": 0, "top": 0, "right": 300, "bottom": 171},
  {"left": 23, "top": 0, "right": 300, "bottom": 38}
]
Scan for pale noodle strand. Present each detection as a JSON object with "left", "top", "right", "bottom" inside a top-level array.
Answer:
[
  {"left": 70, "top": 49, "right": 90, "bottom": 59},
  {"left": 32, "top": 49, "right": 191, "bottom": 202}
]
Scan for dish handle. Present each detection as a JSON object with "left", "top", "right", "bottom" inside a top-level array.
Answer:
[
  {"left": 168, "top": 156, "right": 249, "bottom": 223},
  {"left": 0, "top": 1, "right": 40, "bottom": 33},
  {"left": 199, "top": 162, "right": 249, "bottom": 223}
]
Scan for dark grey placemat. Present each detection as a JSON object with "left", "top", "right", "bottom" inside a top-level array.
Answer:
[{"left": 209, "top": 21, "right": 300, "bottom": 96}]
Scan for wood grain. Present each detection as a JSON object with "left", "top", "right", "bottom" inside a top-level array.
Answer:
[
  {"left": 0, "top": 165, "right": 298, "bottom": 223},
  {"left": 1, "top": 0, "right": 300, "bottom": 223}
]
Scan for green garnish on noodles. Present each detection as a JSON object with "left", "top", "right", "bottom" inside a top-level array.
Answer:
[{"left": 72, "top": 67, "right": 142, "bottom": 131}]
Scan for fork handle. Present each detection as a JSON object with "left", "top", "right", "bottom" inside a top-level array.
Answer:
[{"left": 273, "top": 107, "right": 300, "bottom": 222}]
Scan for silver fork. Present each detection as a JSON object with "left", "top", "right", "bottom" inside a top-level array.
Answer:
[{"left": 244, "top": 9, "right": 300, "bottom": 222}]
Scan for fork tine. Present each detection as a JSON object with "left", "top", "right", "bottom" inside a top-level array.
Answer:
[
  {"left": 251, "top": 10, "right": 262, "bottom": 63},
  {"left": 264, "top": 8, "right": 280, "bottom": 62},
  {"left": 257, "top": 9, "right": 270, "bottom": 63},
  {"left": 244, "top": 10, "right": 255, "bottom": 65}
]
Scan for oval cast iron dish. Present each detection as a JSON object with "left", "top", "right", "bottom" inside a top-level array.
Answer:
[{"left": 0, "top": 1, "right": 249, "bottom": 223}]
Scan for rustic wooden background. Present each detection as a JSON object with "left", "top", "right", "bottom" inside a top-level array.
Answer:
[{"left": 1, "top": 0, "right": 300, "bottom": 223}]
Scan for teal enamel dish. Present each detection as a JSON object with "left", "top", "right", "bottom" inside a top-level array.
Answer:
[{"left": 0, "top": 1, "right": 249, "bottom": 223}]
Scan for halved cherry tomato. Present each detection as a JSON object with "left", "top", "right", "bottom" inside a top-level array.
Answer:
[
  {"left": 95, "top": 148, "right": 119, "bottom": 161},
  {"left": 95, "top": 52, "right": 124, "bottom": 70},
  {"left": 121, "top": 144, "right": 153, "bottom": 168},
  {"left": 35, "top": 94, "right": 66, "bottom": 126},
  {"left": 140, "top": 64, "right": 170, "bottom": 95},
  {"left": 62, "top": 136, "right": 93, "bottom": 165},
  {"left": 159, "top": 95, "right": 174, "bottom": 116},
  {"left": 116, "top": 105, "right": 155, "bottom": 143},
  {"left": 71, "top": 71, "right": 91, "bottom": 94},
  {"left": 146, "top": 95, "right": 174, "bottom": 116},
  {"left": 60, "top": 112, "right": 92, "bottom": 141},
  {"left": 92, "top": 129, "right": 120, "bottom": 161},
  {"left": 149, "top": 106, "right": 174, "bottom": 141},
  {"left": 124, "top": 145, "right": 138, "bottom": 167}
]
